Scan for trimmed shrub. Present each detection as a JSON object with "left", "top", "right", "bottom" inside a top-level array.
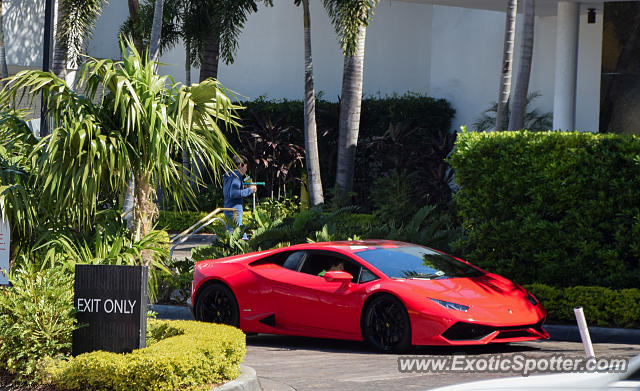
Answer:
[
  {"left": 47, "top": 320, "right": 246, "bottom": 391},
  {"left": 0, "top": 265, "right": 77, "bottom": 384},
  {"left": 449, "top": 131, "right": 640, "bottom": 288},
  {"left": 525, "top": 284, "right": 640, "bottom": 328}
]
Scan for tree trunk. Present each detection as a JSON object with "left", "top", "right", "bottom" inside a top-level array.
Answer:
[
  {"left": 51, "top": 0, "right": 68, "bottom": 78},
  {"left": 200, "top": 24, "right": 220, "bottom": 81},
  {"left": 335, "top": 25, "right": 366, "bottom": 203},
  {"left": 149, "top": 0, "right": 164, "bottom": 63},
  {"left": 0, "top": 0, "right": 8, "bottom": 85},
  {"left": 302, "top": 0, "right": 324, "bottom": 206},
  {"left": 509, "top": 0, "right": 535, "bottom": 130},
  {"left": 495, "top": 0, "right": 517, "bottom": 131},
  {"left": 133, "top": 172, "right": 157, "bottom": 266},
  {"left": 127, "top": 0, "right": 144, "bottom": 54},
  {"left": 182, "top": 42, "right": 193, "bottom": 187}
]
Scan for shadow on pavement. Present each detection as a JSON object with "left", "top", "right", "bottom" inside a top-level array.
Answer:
[{"left": 245, "top": 334, "right": 540, "bottom": 355}]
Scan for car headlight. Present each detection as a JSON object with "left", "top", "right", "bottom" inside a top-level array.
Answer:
[
  {"left": 430, "top": 298, "right": 470, "bottom": 312},
  {"left": 526, "top": 292, "right": 538, "bottom": 306}
]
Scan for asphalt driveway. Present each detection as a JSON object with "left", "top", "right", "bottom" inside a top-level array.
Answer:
[{"left": 244, "top": 335, "right": 640, "bottom": 391}]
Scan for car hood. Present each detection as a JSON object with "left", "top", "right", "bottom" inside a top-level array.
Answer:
[{"left": 398, "top": 274, "right": 542, "bottom": 324}]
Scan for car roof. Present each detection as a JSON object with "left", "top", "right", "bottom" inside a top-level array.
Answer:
[{"left": 286, "top": 240, "right": 417, "bottom": 253}]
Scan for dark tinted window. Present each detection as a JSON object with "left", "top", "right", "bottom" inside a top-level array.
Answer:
[
  {"left": 359, "top": 268, "right": 378, "bottom": 283},
  {"left": 626, "top": 367, "right": 640, "bottom": 381},
  {"left": 356, "top": 246, "right": 483, "bottom": 279},
  {"left": 299, "top": 252, "right": 360, "bottom": 282},
  {"left": 283, "top": 251, "right": 306, "bottom": 271}
]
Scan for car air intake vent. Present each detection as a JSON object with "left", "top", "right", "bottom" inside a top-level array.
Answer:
[
  {"left": 259, "top": 314, "right": 276, "bottom": 327},
  {"left": 442, "top": 322, "right": 495, "bottom": 340},
  {"left": 495, "top": 330, "right": 532, "bottom": 339}
]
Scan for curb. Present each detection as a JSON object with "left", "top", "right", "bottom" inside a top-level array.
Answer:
[
  {"left": 546, "top": 324, "right": 640, "bottom": 345},
  {"left": 212, "top": 365, "right": 261, "bottom": 391},
  {"left": 149, "top": 304, "right": 194, "bottom": 320}
]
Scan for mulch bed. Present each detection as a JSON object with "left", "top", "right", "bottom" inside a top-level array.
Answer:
[{"left": 0, "top": 371, "right": 60, "bottom": 391}]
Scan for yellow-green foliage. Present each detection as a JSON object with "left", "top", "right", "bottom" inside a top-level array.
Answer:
[
  {"left": 46, "top": 320, "right": 246, "bottom": 391},
  {"left": 525, "top": 283, "right": 640, "bottom": 328}
]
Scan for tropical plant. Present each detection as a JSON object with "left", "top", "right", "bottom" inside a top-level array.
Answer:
[
  {"left": 495, "top": 0, "right": 517, "bottom": 131},
  {"left": 0, "top": 39, "right": 240, "bottom": 265},
  {"left": 473, "top": 91, "right": 552, "bottom": 132},
  {"left": 239, "top": 112, "right": 305, "bottom": 199},
  {"left": 508, "top": 0, "right": 536, "bottom": 130},
  {"left": 323, "top": 0, "right": 379, "bottom": 204},
  {"left": 52, "top": 0, "right": 106, "bottom": 78},
  {"left": 365, "top": 203, "right": 464, "bottom": 255},
  {"left": 0, "top": 263, "right": 77, "bottom": 384},
  {"left": 295, "top": 0, "right": 324, "bottom": 206}
]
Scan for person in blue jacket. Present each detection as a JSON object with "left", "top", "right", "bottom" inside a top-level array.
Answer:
[{"left": 223, "top": 155, "right": 256, "bottom": 231}]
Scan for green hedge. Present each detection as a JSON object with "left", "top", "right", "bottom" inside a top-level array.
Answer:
[
  {"left": 237, "top": 94, "right": 455, "bottom": 209},
  {"left": 46, "top": 320, "right": 246, "bottom": 391},
  {"left": 449, "top": 131, "right": 640, "bottom": 288},
  {"left": 525, "top": 284, "right": 640, "bottom": 328}
]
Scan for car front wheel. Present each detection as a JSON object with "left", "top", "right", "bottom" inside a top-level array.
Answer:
[
  {"left": 362, "top": 295, "right": 411, "bottom": 353},
  {"left": 194, "top": 282, "right": 239, "bottom": 327}
]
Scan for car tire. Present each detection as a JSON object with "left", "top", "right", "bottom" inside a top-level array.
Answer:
[
  {"left": 194, "top": 282, "right": 239, "bottom": 327},
  {"left": 362, "top": 295, "right": 412, "bottom": 353}
]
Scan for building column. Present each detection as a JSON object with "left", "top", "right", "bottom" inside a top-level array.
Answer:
[{"left": 553, "top": 1, "right": 580, "bottom": 130}]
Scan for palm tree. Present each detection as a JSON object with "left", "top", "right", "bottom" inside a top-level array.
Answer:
[
  {"left": 128, "top": 0, "right": 144, "bottom": 53},
  {"left": 323, "top": 0, "right": 378, "bottom": 203},
  {"left": 51, "top": 0, "right": 105, "bottom": 78},
  {"left": 197, "top": 0, "right": 273, "bottom": 81},
  {"left": 495, "top": 0, "right": 517, "bottom": 131},
  {"left": 295, "top": 0, "right": 323, "bottom": 206},
  {"left": 1, "top": 40, "right": 240, "bottom": 265},
  {"left": 509, "top": 0, "right": 535, "bottom": 130},
  {"left": 149, "top": 0, "right": 164, "bottom": 63},
  {"left": 0, "top": 0, "right": 7, "bottom": 76},
  {"left": 0, "top": 0, "right": 8, "bottom": 85}
]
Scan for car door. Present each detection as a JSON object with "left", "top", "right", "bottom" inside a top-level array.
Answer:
[{"left": 280, "top": 250, "right": 376, "bottom": 338}]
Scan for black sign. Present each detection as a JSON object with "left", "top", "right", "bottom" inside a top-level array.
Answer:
[{"left": 73, "top": 265, "right": 148, "bottom": 356}]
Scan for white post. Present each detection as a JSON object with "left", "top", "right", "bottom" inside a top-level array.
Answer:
[
  {"left": 553, "top": 1, "right": 580, "bottom": 130},
  {"left": 0, "top": 216, "right": 10, "bottom": 285},
  {"left": 574, "top": 306, "right": 596, "bottom": 359}
]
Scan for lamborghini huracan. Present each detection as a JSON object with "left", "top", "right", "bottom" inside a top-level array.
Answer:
[{"left": 190, "top": 240, "right": 548, "bottom": 352}]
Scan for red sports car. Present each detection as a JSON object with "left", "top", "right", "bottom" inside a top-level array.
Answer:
[{"left": 190, "top": 240, "right": 548, "bottom": 352}]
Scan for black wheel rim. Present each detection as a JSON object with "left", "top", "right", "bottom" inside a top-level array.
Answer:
[
  {"left": 199, "top": 288, "right": 236, "bottom": 325},
  {"left": 365, "top": 299, "right": 407, "bottom": 351}
]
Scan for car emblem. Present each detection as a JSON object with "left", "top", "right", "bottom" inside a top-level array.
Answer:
[{"left": 507, "top": 309, "right": 513, "bottom": 314}]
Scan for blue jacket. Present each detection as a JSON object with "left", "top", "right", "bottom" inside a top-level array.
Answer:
[{"left": 223, "top": 170, "right": 253, "bottom": 208}]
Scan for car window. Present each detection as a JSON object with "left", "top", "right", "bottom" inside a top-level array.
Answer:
[
  {"left": 625, "top": 367, "right": 640, "bottom": 381},
  {"left": 299, "top": 252, "right": 360, "bottom": 282},
  {"left": 282, "top": 251, "right": 306, "bottom": 271},
  {"left": 359, "top": 268, "right": 378, "bottom": 283},
  {"left": 356, "top": 245, "right": 483, "bottom": 279}
]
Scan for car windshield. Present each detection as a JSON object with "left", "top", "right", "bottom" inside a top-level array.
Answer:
[{"left": 356, "top": 246, "right": 483, "bottom": 280}]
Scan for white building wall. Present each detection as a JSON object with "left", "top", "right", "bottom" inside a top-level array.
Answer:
[
  {"left": 3, "top": 0, "right": 46, "bottom": 68},
  {"left": 87, "top": 0, "right": 432, "bottom": 102},
  {"left": 1, "top": 0, "right": 603, "bottom": 132},
  {"left": 428, "top": 6, "right": 505, "bottom": 131}
]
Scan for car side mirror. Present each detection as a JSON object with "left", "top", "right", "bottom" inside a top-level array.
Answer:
[{"left": 324, "top": 271, "right": 353, "bottom": 283}]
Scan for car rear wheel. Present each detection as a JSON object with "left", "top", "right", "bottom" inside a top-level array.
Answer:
[
  {"left": 362, "top": 295, "right": 411, "bottom": 353},
  {"left": 194, "top": 282, "right": 239, "bottom": 327}
]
